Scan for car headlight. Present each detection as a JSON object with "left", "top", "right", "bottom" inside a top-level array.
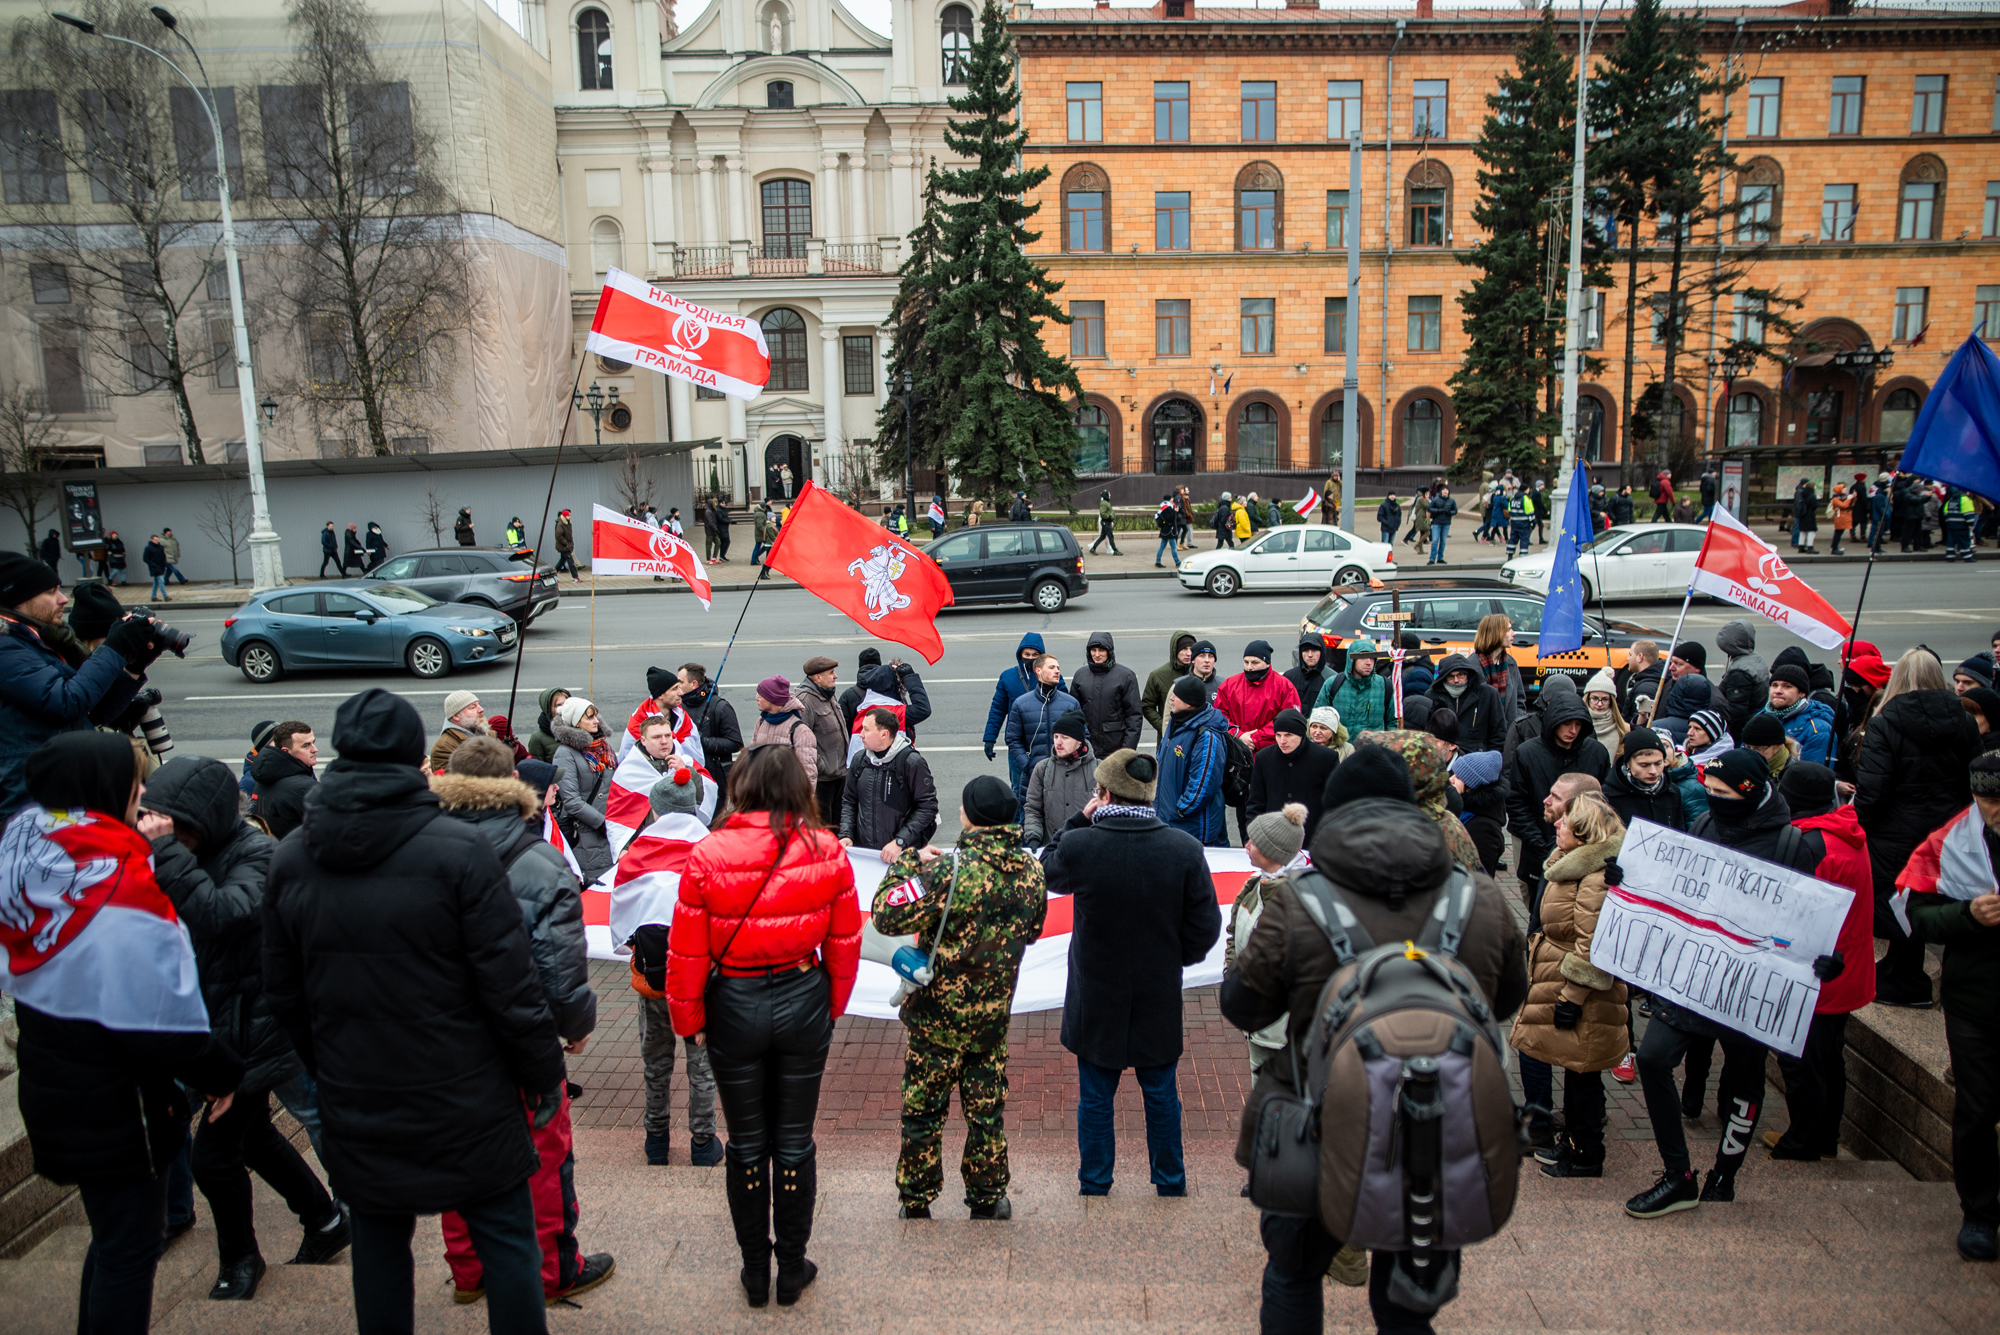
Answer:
[{"left": 449, "top": 627, "right": 491, "bottom": 637}]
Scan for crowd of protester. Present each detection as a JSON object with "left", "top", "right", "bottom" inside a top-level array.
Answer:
[{"left": 4, "top": 529, "right": 1998, "bottom": 1334}]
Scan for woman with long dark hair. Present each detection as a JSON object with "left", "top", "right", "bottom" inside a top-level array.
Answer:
[{"left": 666, "top": 745, "right": 860, "bottom": 1308}]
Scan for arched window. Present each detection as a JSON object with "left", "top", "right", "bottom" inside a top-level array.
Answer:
[
  {"left": 1899, "top": 155, "right": 1946, "bottom": 241},
  {"left": 1403, "top": 397, "right": 1443, "bottom": 466},
  {"left": 577, "top": 9, "right": 612, "bottom": 91},
  {"left": 1236, "top": 161, "right": 1283, "bottom": 251},
  {"left": 1577, "top": 396, "right": 1606, "bottom": 461},
  {"left": 1736, "top": 157, "right": 1783, "bottom": 244},
  {"left": 1074, "top": 402, "right": 1110, "bottom": 473},
  {"left": 1726, "top": 392, "right": 1762, "bottom": 448},
  {"left": 1237, "top": 402, "right": 1279, "bottom": 470},
  {"left": 767, "top": 81, "right": 794, "bottom": 109},
  {"left": 1062, "top": 164, "right": 1108, "bottom": 253},
  {"left": 1880, "top": 387, "right": 1921, "bottom": 443},
  {"left": 761, "top": 308, "right": 808, "bottom": 391},
  {"left": 941, "top": 5, "right": 974, "bottom": 86},
  {"left": 1151, "top": 398, "right": 1201, "bottom": 473},
  {"left": 1405, "top": 160, "right": 1451, "bottom": 248},
  {"left": 590, "top": 217, "right": 621, "bottom": 276},
  {"left": 760, "top": 180, "right": 812, "bottom": 259}
]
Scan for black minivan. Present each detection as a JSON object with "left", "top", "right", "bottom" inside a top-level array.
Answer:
[{"left": 924, "top": 523, "right": 1089, "bottom": 612}]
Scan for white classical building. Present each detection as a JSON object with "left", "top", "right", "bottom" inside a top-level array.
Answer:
[{"left": 556, "top": 0, "right": 974, "bottom": 501}]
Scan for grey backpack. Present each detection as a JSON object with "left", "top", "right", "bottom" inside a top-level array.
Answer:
[{"left": 1251, "top": 868, "right": 1523, "bottom": 1313}]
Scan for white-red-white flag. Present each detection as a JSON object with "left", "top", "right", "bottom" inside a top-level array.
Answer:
[
  {"left": 1689, "top": 506, "right": 1853, "bottom": 650},
  {"left": 604, "top": 741, "right": 715, "bottom": 855},
  {"left": 586, "top": 268, "right": 770, "bottom": 400},
  {"left": 590, "top": 503, "right": 711, "bottom": 608},
  {"left": 601, "top": 809, "right": 711, "bottom": 949},
  {"left": 1293, "top": 488, "right": 1320, "bottom": 519}
]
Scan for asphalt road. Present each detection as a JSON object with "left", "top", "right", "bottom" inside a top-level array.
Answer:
[{"left": 142, "top": 562, "right": 1996, "bottom": 843}]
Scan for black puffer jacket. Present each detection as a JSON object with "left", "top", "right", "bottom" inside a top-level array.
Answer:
[
  {"left": 1071, "top": 630, "right": 1144, "bottom": 758},
  {"left": 249, "top": 745, "right": 316, "bottom": 840},
  {"left": 1428, "top": 653, "right": 1507, "bottom": 754},
  {"left": 433, "top": 772, "right": 597, "bottom": 1044},
  {"left": 1854, "top": 688, "right": 1981, "bottom": 898},
  {"left": 684, "top": 685, "right": 743, "bottom": 794},
  {"left": 1602, "top": 762, "right": 1687, "bottom": 832},
  {"left": 144, "top": 757, "right": 296, "bottom": 1094},
  {"left": 262, "top": 759, "right": 563, "bottom": 1215},
  {"left": 1246, "top": 739, "right": 1340, "bottom": 838},
  {"left": 1504, "top": 689, "right": 1611, "bottom": 876},
  {"left": 1458, "top": 779, "right": 1508, "bottom": 875},
  {"left": 840, "top": 739, "right": 939, "bottom": 851}
]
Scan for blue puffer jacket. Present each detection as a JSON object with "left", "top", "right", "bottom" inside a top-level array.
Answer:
[
  {"left": 0, "top": 615, "right": 141, "bottom": 820},
  {"left": 1666, "top": 758, "right": 1709, "bottom": 824},
  {"left": 983, "top": 632, "right": 1065, "bottom": 748},
  {"left": 1156, "top": 703, "right": 1230, "bottom": 846},
  {"left": 1761, "top": 698, "right": 1836, "bottom": 767},
  {"left": 1006, "top": 683, "right": 1082, "bottom": 792}
]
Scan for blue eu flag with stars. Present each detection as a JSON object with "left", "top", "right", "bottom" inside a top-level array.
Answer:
[{"left": 1539, "top": 461, "right": 1596, "bottom": 656}]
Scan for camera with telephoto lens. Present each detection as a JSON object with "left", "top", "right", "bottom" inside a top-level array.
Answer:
[{"left": 122, "top": 606, "right": 192, "bottom": 658}]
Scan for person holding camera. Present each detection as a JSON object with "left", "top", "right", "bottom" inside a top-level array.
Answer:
[
  {"left": 0, "top": 552, "right": 154, "bottom": 820},
  {"left": 874, "top": 776, "right": 1047, "bottom": 1221}
]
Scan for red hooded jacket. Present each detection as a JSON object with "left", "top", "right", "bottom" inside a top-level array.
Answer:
[
  {"left": 1213, "top": 670, "right": 1302, "bottom": 752},
  {"left": 666, "top": 813, "right": 861, "bottom": 1036},
  {"left": 1792, "top": 805, "right": 1877, "bottom": 1014}
]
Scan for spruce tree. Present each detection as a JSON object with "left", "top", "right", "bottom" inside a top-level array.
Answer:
[
  {"left": 1448, "top": 8, "right": 1605, "bottom": 479},
  {"left": 876, "top": 162, "right": 946, "bottom": 491},
  {"left": 922, "top": 0, "right": 1083, "bottom": 506}
]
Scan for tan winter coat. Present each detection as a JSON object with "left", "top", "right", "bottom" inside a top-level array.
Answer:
[{"left": 1508, "top": 835, "right": 1628, "bottom": 1074}]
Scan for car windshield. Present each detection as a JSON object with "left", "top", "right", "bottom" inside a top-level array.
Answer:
[
  {"left": 1303, "top": 592, "right": 1353, "bottom": 629},
  {"left": 367, "top": 584, "right": 438, "bottom": 615},
  {"left": 1575, "top": 526, "right": 1635, "bottom": 555}
]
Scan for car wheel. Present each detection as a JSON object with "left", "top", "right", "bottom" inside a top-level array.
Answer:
[
  {"left": 1332, "top": 565, "right": 1368, "bottom": 589},
  {"left": 1031, "top": 579, "right": 1068, "bottom": 613},
  {"left": 1205, "top": 567, "right": 1240, "bottom": 598},
  {"left": 1580, "top": 577, "right": 1594, "bottom": 604},
  {"left": 238, "top": 641, "right": 283, "bottom": 683},
  {"left": 406, "top": 636, "right": 452, "bottom": 679}
]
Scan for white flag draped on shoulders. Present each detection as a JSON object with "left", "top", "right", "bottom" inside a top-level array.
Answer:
[{"left": 603, "top": 745, "right": 716, "bottom": 859}]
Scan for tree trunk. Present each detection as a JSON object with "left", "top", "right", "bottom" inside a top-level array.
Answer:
[
  {"left": 159, "top": 312, "right": 205, "bottom": 466},
  {"left": 1618, "top": 212, "right": 1641, "bottom": 489},
  {"left": 1660, "top": 223, "right": 1689, "bottom": 478}
]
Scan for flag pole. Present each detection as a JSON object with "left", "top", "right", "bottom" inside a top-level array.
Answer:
[
  {"left": 1665, "top": 582, "right": 1696, "bottom": 662},
  {"left": 505, "top": 356, "right": 589, "bottom": 726},
  {"left": 588, "top": 566, "right": 596, "bottom": 703},
  {"left": 1845, "top": 538, "right": 1879, "bottom": 669}
]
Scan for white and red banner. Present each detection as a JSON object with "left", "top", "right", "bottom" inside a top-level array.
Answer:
[
  {"left": 586, "top": 268, "right": 770, "bottom": 400},
  {"left": 601, "top": 810, "right": 710, "bottom": 948},
  {"left": 582, "top": 839, "right": 1254, "bottom": 1019},
  {"left": 1689, "top": 505, "right": 1852, "bottom": 650},
  {"left": 1889, "top": 805, "right": 1994, "bottom": 936},
  {"left": 0, "top": 806, "right": 209, "bottom": 1033},
  {"left": 1293, "top": 488, "right": 1320, "bottom": 519},
  {"left": 762, "top": 482, "right": 956, "bottom": 664},
  {"left": 589, "top": 503, "right": 712, "bottom": 608},
  {"left": 603, "top": 742, "right": 715, "bottom": 855}
]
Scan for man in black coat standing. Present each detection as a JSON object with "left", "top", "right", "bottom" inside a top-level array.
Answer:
[
  {"left": 1071, "top": 630, "right": 1143, "bottom": 759},
  {"left": 1042, "top": 749, "right": 1221, "bottom": 1197},
  {"left": 262, "top": 688, "right": 566, "bottom": 1335},
  {"left": 1429, "top": 653, "right": 1507, "bottom": 754},
  {"left": 1602, "top": 728, "right": 1686, "bottom": 831},
  {"left": 248, "top": 721, "right": 318, "bottom": 840},
  {"left": 1284, "top": 633, "right": 1332, "bottom": 715},
  {"left": 1245, "top": 709, "right": 1339, "bottom": 837}
]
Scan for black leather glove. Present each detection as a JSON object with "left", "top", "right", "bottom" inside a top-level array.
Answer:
[
  {"left": 1552, "top": 999, "right": 1582, "bottom": 1031},
  {"left": 1813, "top": 950, "right": 1845, "bottom": 983},
  {"left": 101, "top": 615, "right": 153, "bottom": 667},
  {"left": 1602, "top": 858, "right": 1624, "bottom": 888},
  {"left": 524, "top": 1080, "right": 565, "bottom": 1130},
  {"left": 984, "top": 742, "right": 996, "bottom": 761}
]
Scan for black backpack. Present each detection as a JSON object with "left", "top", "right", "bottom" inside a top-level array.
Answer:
[
  {"left": 1219, "top": 728, "right": 1256, "bottom": 806},
  {"left": 1717, "top": 668, "right": 1763, "bottom": 734}
]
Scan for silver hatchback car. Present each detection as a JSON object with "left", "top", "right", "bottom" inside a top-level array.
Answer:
[{"left": 364, "top": 547, "right": 561, "bottom": 626}]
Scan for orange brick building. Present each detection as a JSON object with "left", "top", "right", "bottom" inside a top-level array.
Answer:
[{"left": 1010, "top": 2, "right": 2000, "bottom": 494}]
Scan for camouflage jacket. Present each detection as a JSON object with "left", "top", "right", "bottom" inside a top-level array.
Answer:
[
  {"left": 874, "top": 824, "right": 1047, "bottom": 1051},
  {"left": 1355, "top": 728, "right": 1485, "bottom": 870}
]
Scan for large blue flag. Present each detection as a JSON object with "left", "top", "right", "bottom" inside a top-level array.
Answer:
[
  {"left": 1539, "top": 460, "right": 1597, "bottom": 656},
  {"left": 1899, "top": 333, "right": 2000, "bottom": 501}
]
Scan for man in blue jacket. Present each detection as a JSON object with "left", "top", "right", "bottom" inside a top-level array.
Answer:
[
  {"left": 1156, "top": 676, "right": 1230, "bottom": 846},
  {"left": 1005, "top": 654, "right": 1082, "bottom": 804},
  {"left": 0, "top": 552, "right": 151, "bottom": 819},
  {"left": 1759, "top": 663, "right": 1834, "bottom": 766},
  {"left": 984, "top": 633, "right": 1063, "bottom": 787}
]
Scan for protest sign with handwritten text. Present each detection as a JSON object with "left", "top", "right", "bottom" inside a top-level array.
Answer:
[{"left": 1594, "top": 819, "right": 1853, "bottom": 1058}]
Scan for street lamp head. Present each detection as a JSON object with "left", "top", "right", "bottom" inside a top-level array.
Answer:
[
  {"left": 150, "top": 6, "right": 179, "bottom": 30},
  {"left": 605, "top": 384, "right": 619, "bottom": 405},
  {"left": 259, "top": 395, "right": 277, "bottom": 424},
  {"left": 585, "top": 382, "right": 604, "bottom": 412},
  {"left": 51, "top": 12, "right": 97, "bottom": 33}
]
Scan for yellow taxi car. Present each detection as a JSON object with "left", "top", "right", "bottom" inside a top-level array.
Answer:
[{"left": 1298, "top": 577, "right": 1672, "bottom": 698}]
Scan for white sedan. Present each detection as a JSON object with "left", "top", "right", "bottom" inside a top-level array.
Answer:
[
  {"left": 1176, "top": 524, "right": 1395, "bottom": 599},
  {"left": 1501, "top": 523, "right": 1709, "bottom": 601}
]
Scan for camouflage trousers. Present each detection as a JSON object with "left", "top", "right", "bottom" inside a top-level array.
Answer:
[
  {"left": 899, "top": 1033, "right": 1009, "bottom": 1209},
  {"left": 637, "top": 995, "right": 719, "bottom": 1141}
]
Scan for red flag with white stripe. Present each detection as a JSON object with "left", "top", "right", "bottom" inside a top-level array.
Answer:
[
  {"left": 589, "top": 503, "right": 712, "bottom": 608},
  {"left": 1689, "top": 506, "right": 1853, "bottom": 650},
  {"left": 586, "top": 268, "right": 770, "bottom": 400}
]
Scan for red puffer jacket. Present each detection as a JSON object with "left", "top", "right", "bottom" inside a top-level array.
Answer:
[
  {"left": 1793, "top": 806, "right": 1877, "bottom": 1015},
  {"left": 666, "top": 812, "right": 861, "bottom": 1036},
  {"left": 1212, "top": 670, "right": 1302, "bottom": 751}
]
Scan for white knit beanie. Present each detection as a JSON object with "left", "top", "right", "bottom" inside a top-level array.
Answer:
[{"left": 556, "top": 696, "right": 595, "bottom": 728}]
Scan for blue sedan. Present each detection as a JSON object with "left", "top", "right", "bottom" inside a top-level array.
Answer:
[{"left": 220, "top": 583, "right": 519, "bottom": 683}]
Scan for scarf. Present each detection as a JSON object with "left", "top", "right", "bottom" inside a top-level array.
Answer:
[
  {"left": 1478, "top": 652, "right": 1509, "bottom": 694},
  {"left": 1093, "top": 802, "right": 1156, "bottom": 823},
  {"left": 761, "top": 708, "right": 801, "bottom": 727},
  {"left": 866, "top": 735, "right": 911, "bottom": 768}
]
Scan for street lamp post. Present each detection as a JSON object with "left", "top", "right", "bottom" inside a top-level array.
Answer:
[
  {"left": 573, "top": 382, "right": 618, "bottom": 449},
  {"left": 56, "top": 8, "right": 284, "bottom": 588},
  {"left": 891, "top": 371, "right": 917, "bottom": 528}
]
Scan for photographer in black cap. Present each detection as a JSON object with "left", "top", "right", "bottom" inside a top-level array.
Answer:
[{"left": 0, "top": 553, "right": 159, "bottom": 819}]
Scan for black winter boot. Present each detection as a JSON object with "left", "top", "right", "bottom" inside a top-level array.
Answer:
[
  {"left": 772, "top": 1151, "right": 819, "bottom": 1307},
  {"left": 724, "top": 1156, "right": 772, "bottom": 1307}
]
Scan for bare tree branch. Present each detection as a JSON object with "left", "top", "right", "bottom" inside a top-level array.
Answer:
[
  {"left": 0, "top": 388, "right": 64, "bottom": 550},
  {"left": 195, "top": 480, "right": 253, "bottom": 584}
]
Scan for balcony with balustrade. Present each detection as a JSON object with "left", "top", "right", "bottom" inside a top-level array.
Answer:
[{"left": 658, "top": 238, "right": 899, "bottom": 282}]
